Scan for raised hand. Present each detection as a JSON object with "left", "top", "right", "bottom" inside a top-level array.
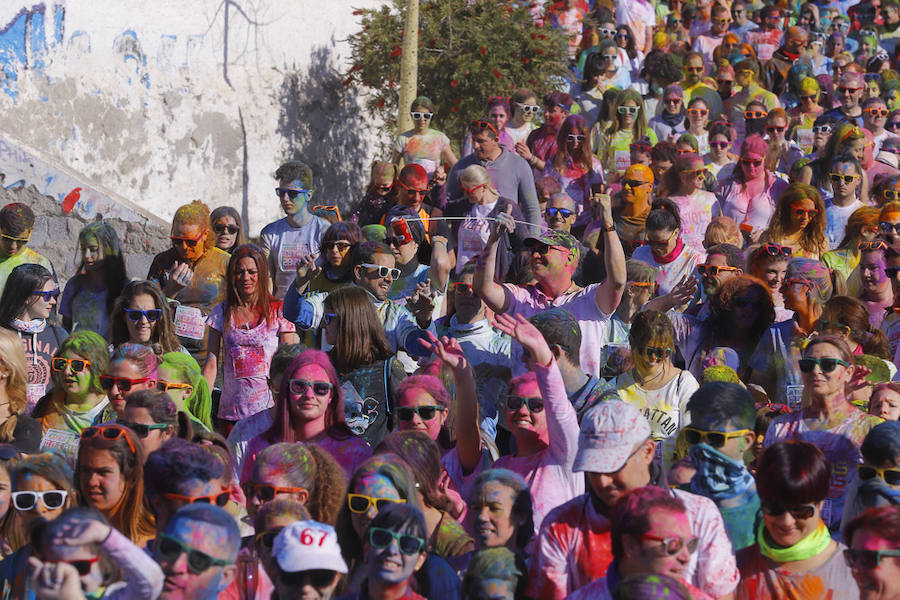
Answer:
[
  {"left": 28, "top": 557, "right": 86, "bottom": 600},
  {"left": 489, "top": 204, "right": 515, "bottom": 243},
  {"left": 493, "top": 313, "right": 552, "bottom": 366},
  {"left": 165, "top": 261, "right": 194, "bottom": 295},
  {"left": 421, "top": 331, "right": 470, "bottom": 374},
  {"left": 51, "top": 518, "right": 111, "bottom": 547},
  {"left": 295, "top": 254, "right": 322, "bottom": 288}
]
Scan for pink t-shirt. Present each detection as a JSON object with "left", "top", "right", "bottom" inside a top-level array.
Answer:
[
  {"left": 240, "top": 431, "right": 373, "bottom": 481},
  {"left": 669, "top": 191, "right": 722, "bottom": 256},
  {"left": 208, "top": 303, "right": 295, "bottom": 421},
  {"left": 717, "top": 175, "right": 789, "bottom": 236},
  {"left": 566, "top": 576, "right": 713, "bottom": 600},
  {"left": 503, "top": 283, "right": 611, "bottom": 377},
  {"left": 492, "top": 358, "right": 583, "bottom": 535},
  {"left": 530, "top": 489, "right": 739, "bottom": 599}
]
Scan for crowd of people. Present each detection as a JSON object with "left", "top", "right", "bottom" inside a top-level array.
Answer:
[{"left": 7, "top": 0, "right": 900, "bottom": 598}]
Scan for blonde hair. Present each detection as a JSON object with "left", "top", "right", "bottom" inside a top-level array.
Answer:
[
  {"left": 459, "top": 165, "right": 496, "bottom": 192},
  {"left": 0, "top": 328, "right": 27, "bottom": 414}
]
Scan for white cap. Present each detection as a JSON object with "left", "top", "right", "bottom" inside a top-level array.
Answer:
[
  {"left": 273, "top": 521, "right": 348, "bottom": 574},
  {"left": 573, "top": 400, "right": 652, "bottom": 473}
]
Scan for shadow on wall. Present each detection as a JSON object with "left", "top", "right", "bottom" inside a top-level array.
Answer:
[{"left": 276, "top": 44, "right": 374, "bottom": 212}]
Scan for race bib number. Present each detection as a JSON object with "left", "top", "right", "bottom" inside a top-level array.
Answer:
[
  {"left": 41, "top": 428, "right": 80, "bottom": 467},
  {"left": 614, "top": 150, "right": 631, "bottom": 173},
  {"left": 231, "top": 345, "right": 267, "bottom": 379},
  {"left": 796, "top": 128, "right": 814, "bottom": 151},
  {"left": 786, "top": 385, "right": 804, "bottom": 410},
  {"left": 174, "top": 305, "right": 206, "bottom": 340},
  {"left": 280, "top": 242, "right": 309, "bottom": 272},
  {"left": 26, "top": 384, "right": 45, "bottom": 415}
]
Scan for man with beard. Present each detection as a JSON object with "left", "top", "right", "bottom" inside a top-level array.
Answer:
[{"left": 824, "top": 72, "right": 866, "bottom": 128}]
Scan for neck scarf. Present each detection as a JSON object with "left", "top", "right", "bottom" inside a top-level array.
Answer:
[
  {"left": 757, "top": 520, "right": 831, "bottom": 563},
  {"left": 689, "top": 443, "right": 756, "bottom": 500},
  {"left": 654, "top": 237, "right": 684, "bottom": 265},
  {"left": 12, "top": 318, "right": 45, "bottom": 334},
  {"left": 661, "top": 110, "right": 684, "bottom": 127}
]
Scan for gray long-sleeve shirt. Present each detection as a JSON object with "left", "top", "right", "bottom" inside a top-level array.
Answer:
[{"left": 446, "top": 147, "right": 541, "bottom": 235}]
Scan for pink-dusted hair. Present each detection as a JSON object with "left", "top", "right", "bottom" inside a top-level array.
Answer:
[
  {"left": 266, "top": 350, "right": 351, "bottom": 442},
  {"left": 396, "top": 375, "right": 450, "bottom": 409}
]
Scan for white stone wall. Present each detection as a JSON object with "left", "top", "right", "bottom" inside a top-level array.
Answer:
[{"left": 0, "top": 0, "right": 389, "bottom": 236}]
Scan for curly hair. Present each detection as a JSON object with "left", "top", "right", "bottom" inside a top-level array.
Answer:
[
  {"left": 251, "top": 442, "right": 347, "bottom": 525},
  {"left": 761, "top": 183, "right": 828, "bottom": 257},
  {"left": 709, "top": 276, "right": 776, "bottom": 343}
]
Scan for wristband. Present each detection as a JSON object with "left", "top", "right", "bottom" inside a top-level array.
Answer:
[{"left": 603, "top": 224, "right": 616, "bottom": 232}]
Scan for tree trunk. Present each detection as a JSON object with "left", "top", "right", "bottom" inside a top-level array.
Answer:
[{"left": 397, "top": 0, "right": 419, "bottom": 134}]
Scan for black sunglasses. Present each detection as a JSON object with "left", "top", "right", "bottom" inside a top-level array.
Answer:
[
  {"left": 844, "top": 548, "right": 900, "bottom": 571},
  {"left": 254, "top": 526, "right": 284, "bottom": 549},
  {"left": 506, "top": 396, "right": 544, "bottom": 413},
  {"left": 275, "top": 187, "right": 309, "bottom": 200},
  {"left": 213, "top": 224, "right": 239, "bottom": 235},
  {"left": 761, "top": 502, "right": 816, "bottom": 520},
  {"left": 396, "top": 405, "right": 446, "bottom": 421},
  {"left": 157, "top": 534, "right": 231, "bottom": 574},
  {"left": 280, "top": 569, "right": 336, "bottom": 588}
]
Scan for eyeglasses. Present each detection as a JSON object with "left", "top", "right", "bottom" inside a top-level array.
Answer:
[
  {"left": 599, "top": 28, "right": 616, "bottom": 36},
  {"left": 546, "top": 207, "right": 574, "bottom": 219},
  {"left": 397, "top": 181, "right": 430, "bottom": 197},
  {"left": 812, "top": 125, "right": 833, "bottom": 134},
  {"left": 844, "top": 548, "right": 900, "bottom": 571},
  {"left": 830, "top": 173, "right": 860, "bottom": 184},
  {"left": 683, "top": 427, "right": 752, "bottom": 448},
  {"left": 32, "top": 289, "right": 60, "bottom": 301},
  {"left": 762, "top": 244, "right": 792, "bottom": 257},
  {"left": 369, "top": 527, "right": 425, "bottom": 555},
  {"left": 322, "top": 240, "right": 352, "bottom": 252},
  {"left": 161, "top": 490, "right": 230, "bottom": 507},
  {"left": 741, "top": 158, "right": 763, "bottom": 167},
  {"left": 81, "top": 426, "right": 137, "bottom": 454},
  {"left": 664, "top": 98, "right": 682, "bottom": 105},
  {"left": 276, "top": 187, "right": 311, "bottom": 200},
  {"left": 243, "top": 483, "right": 306, "bottom": 502},
  {"left": 11, "top": 490, "right": 68, "bottom": 511},
  {"left": 396, "top": 405, "right": 446, "bottom": 421},
  {"left": 744, "top": 111, "right": 768, "bottom": 119},
  {"left": 641, "top": 534, "right": 700, "bottom": 556},
  {"left": 410, "top": 111, "right": 433, "bottom": 121},
  {"left": 280, "top": 569, "right": 337, "bottom": 588},
  {"left": 669, "top": 18, "right": 682, "bottom": 25},
  {"left": 630, "top": 240, "right": 647, "bottom": 250},
  {"left": 766, "top": 125, "right": 786, "bottom": 134},
  {"left": 623, "top": 179, "right": 651, "bottom": 189},
  {"left": 839, "top": 87, "right": 862, "bottom": 95},
  {"left": 462, "top": 183, "right": 487, "bottom": 195},
  {"left": 882, "top": 222, "right": 900, "bottom": 234},
  {"left": 798, "top": 357, "right": 850, "bottom": 373},
  {"left": 709, "top": 141, "right": 729, "bottom": 150},
  {"left": 51, "top": 357, "right": 91, "bottom": 373},
  {"left": 360, "top": 263, "right": 401, "bottom": 279},
  {"left": 566, "top": 134, "right": 586, "bottom": 143},
  {"left": 647, "top": 230, "right": 677, "bottom": 248},
  {"left": 213, "top": 224, "right": 239, "bottom": 235},
  {"left": 889, "top": 121, "right": 900, "bottom": 131},
  {"left": 289, "top": 379, "right": 333, "bottom": 396},
  {"left": 698, "top": 264, "right": 741, "bottom": 277},
  {"left": 687, "top": 108, "right": 709, "bottom": 117},
  {"left": 760, "top": 502, "right": 816, "bottom": 520},
  {"left": 712, "top": 17, "right": 731, "bottom": 24},
  {"left": 385, "top": 236, "right": 413, "bottom": 247},
  {"left": 0, "top": 233, "right": 29, "bottom": 244},
  {"left": 792, "top": 205, "right": 819, "bottom": 218},
  {"left": 373, "top": 183, "right": 394, "bottom": 193},
  {"left": 515, "top": 103, "right": 540, "bottom": 114},
  {"left": 677, "top": 149, "right": 695, "bottom": 156},
  {"left": 170, "top": 235, "right": 202, "bottom": 248},
  {"left": 685, "top": 66, "right": 704, "bottom": 73},
  {"left": 865, "top": 108, "right": 890, "bottom": 118},
  {"left": 347, "top": 493, "right": 406, "bottom": 514},
  {"left": 471, "top": 119, "right": 499, "bottom": 136},
  {"left": 716, "top": 79, "right": 734, "bottom": 87},
  {"left": 683, "top": 168, "right": 708, "bottom": 179},
  {"left": 157, "top": 381, "right": 193, "bottom": 393},
  {"left": 618, "top": 106, "right": 639, "bottom": 115},
  {"left": 123, "top": 308, "right": 162, "bottom": 323},
  {"left": 454, "top": 282, "right": 474, "bottom": 295},
  {"left": 156, "top": 534, "right": 232, "bottom": 574},
  {"left": 254, "top": 527, "right": 284, "bottom": 549},
  {"left": 885, "top": 190, "right": 900, "bottom": 202},
  {"left": 630, "top": 143, "right": 652, "bottom": 153},
  {"left": 859, "top": 240, "right": 889, "bottom": 251},
  {"left": 118, "top": 420, "right": 169, "bottom": 439},
  {"left": 99, "top": 375, "right": 153, "bottom": 392},
  {"left": 45, "top": 557, "right": 98, "bottom": 576},
  {"left": 858, "top": 464, "right": 900, "bottom": 486},
  {"left": 641, "top": 346, "right": 672, "bottom": 360},
  {"left": 506, "top": 396, "right": 545, "bottom": 413}
]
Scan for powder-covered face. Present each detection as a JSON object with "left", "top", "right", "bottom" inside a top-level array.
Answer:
[
  {"left": 365, "top": 520, "right": 425, "bottom": 585},
  {"left": 157, "top": 364, "right": 192, "bottom": 411},
  {"left": 0, "top": 466, "right": 9, "bottom": 523},
  {"left": 789, "top": 196, "right": 818, "bottom": 230},
  {"left": 488, "top": 106, "right": 509, "bottom": 131},
  {"left": 350, "top": 468, "right": 403, "bottom": 538},
  {"left": 0, "top": 226, "right": 31, "bottom": 258},
  {"left": 247, "top": 452, "right": 308, "bottom": 518},
  {"left": 869, "top": 388, "right": 900, "bottom": 420},
  {"left": 831, "top": 161, "right": 861, "bottom": 199},
  {"left": 801, "top": 342, "right": 852, "bottom": 400},
  {"left": 506, "top": 378, "right": 547, "bottom": 441},
  {"left": 171, "top": 222, "right": 207, "bottom": 262},
  {"left": 234, "top": 256, "right": 260, "bottom": 301},
  {"left": 763, "top": 501, "right": 823, "bottom": 548},
  {"left": 469, "top": 578, "right": 516, "bottom": 600},
  {"left": 468, "top": 480, "right": 519, "bottom": 549},
  {"left": 396, "top": 388, "right": 446, "bottom": 441},
  {"left": 59, "top": 350, "right": 94, "bottom": 398},
  {"left": 626, "top": 508, "right": 693, "bottom": 580},
  {"left": 105, "top": 358, "right": 156, "bottom": 418},
  {"left": 861, "top": 250, "right": 889, "bottom": 294},
  {"left": 279, "top": 178, "right": 312, "bottom": 216},
  {"left": 41, "top": 530, "right": 104, "bottom": 593},
  {"left": 849, "top": 528, "right": 900, "bottom": 600},
  {"left": 288, "top": 363, "right": 333, "bottom": 427},
  {"left": 354, "top": 252, "right": 395, "bottom": 301},
  {"left": 158, "top": 517, "right": 234, "bottom": 600},
  {"left": 78, "top": 446, "right": 125, "bottom": 512},
  {"left": 731, "top": 286, "right": 765, "bottom": 331},
  {"left": 80, "top": 235, "right": 105, "bottom": 271}
]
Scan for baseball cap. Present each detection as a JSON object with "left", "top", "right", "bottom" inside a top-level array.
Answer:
[
  {"left": 274, "top": 521, "right": 348, "bottom": 574},
  {"left": 524, "top": 230, "right": 580, "bottom": 259},
  {"left": 574, "top": 400, "right": 652, "bottom": 473}
]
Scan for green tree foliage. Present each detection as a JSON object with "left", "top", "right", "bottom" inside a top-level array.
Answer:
[{"left": 346, "top": 0, "right": 570, "bottom": 149}]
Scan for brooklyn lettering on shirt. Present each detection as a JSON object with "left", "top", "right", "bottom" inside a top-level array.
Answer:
[{"left": 644, "top": 407, "right": 679, "bottom": 437}]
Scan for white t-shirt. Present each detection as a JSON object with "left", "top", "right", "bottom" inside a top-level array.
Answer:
[
  {"left": 455, "top": 201, "right": 496, "bottom": 274},
  {"left": 632, "top": 245, "right": 702, "bottom": 296},
  {"left": 669, "top": 191, "right": 721, "bottom": 256},
  {"left": 825, "top": 198, "right": 863, "bottom": 249},
  {"left": 259, "top": 216, "right": 331, "bottom": 299}
]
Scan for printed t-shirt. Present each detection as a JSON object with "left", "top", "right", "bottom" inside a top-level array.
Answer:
[
  {"left": 8, "top": 323, "right": 67, "bottom": 414},
  {"left": 541, "top": 155, "right": 605, "bottom": 218},
  {"left": 455, "top": 201, "right": 496, "bottom": 274},
  {"left": 825, "top": 199, "right": 863, "bottom": 249},
  {"left": 567, "top": 576, "right": 713, "bottom": 600},
  {"left": 669, "top": 191, "right": 722, "bottom": 256},
  {"left": 735, "top": 542, "right": 859, "bottom": 600},
  {"left": 763, "top": 409, "right": 883, "bottom": 530},
  {"left": 393, "top": 129, "right": 451, "bottom": 176},
  {"left": 207, "top": 302, "right": 295, "bottom": 421},
  {"left": 631, "top": 244, "right": 702, "bottom": 296},
  {"left": 59, "top": 279, "right": 110, "bottom": 337},
  {"left": 259, "top": 216, "right": 330, "bottom": 299}
]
